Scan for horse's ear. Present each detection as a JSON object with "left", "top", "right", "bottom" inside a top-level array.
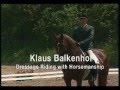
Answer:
[{"left": 60, "top": 34, "right": 64, "bottom": 40}]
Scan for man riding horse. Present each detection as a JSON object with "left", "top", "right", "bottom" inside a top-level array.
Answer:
[{"left": 73, "top": 14, "right": 99, "bottom": 80}]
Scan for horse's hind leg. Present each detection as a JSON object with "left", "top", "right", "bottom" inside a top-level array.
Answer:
[
  {"left": 98, "top": 59, "right": 109, "bottom": 86},
  {"left": 88, "top": 80, "right": 96, "bottom": 86},
  {"left": 98, "top": 74, "right": 108, "bottom": 86}
]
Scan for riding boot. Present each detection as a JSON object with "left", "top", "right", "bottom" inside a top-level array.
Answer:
[
  {"left": 90, "top": 61, "right": 97, "bottom": 80},
  {"left": 91, "top": 68, "right": 97, "bottom": 81}
]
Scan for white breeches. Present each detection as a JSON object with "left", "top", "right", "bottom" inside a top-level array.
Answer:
[{"left": 87, "top": 50, "right": 99, "bottom": 64}]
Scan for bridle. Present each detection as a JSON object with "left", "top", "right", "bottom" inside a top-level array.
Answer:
[{"left": 56, "top": 42, "right": 72, "bottom": 56}]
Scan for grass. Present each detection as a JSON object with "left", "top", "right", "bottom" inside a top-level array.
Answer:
[{"left": 1, "top": 48, "right": 57, "bottom": 65}]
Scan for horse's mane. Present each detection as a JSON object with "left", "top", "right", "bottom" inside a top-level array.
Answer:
[
  {"left": 63, "top": 34, "right": 75, "bottom": 44},
  {"left": 63, "top": 34, "right": 79, "bottom": 53}
]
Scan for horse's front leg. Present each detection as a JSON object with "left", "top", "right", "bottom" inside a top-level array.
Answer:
[
  {"left": 76, "top": 78, "right": 82, "bottom": 86},
  {"left": 76, "top": 70, "right": 85, "bottom": 86},
  {"left": 63, "top": 77, "right": 71, "bottom": 86},
  {"left": 88, "top": 80, "right": 96, "bottom": 86}
]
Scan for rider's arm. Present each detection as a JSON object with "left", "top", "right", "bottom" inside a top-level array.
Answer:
[{"left": 79, "top": 27, "right": 94, "bottom": 45}]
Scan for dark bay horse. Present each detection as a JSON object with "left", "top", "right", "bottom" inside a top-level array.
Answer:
[{"left": 54, "top": 34, "right": 109, "bottom": 86}]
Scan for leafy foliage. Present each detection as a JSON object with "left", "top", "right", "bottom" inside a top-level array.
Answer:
[{"left": 1, "top": 4, "right": 118, "bottom": 66}]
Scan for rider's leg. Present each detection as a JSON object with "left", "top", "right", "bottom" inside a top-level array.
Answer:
[
  {"left": 87, "top": 50, "right": 99, "bottom": 80},
  {"left": 89, "top": 61, "right": 97, "bottom": 80},
  {"left": 87, "top": 50, "right": 99, "bottom": 64}
]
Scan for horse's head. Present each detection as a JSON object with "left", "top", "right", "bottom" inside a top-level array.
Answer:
[
  {"left": 54, "top": 34, "right": 77, "bottom": 56},
  {"left": 54, "top": 34, "right": 67, "bottom": 55}
]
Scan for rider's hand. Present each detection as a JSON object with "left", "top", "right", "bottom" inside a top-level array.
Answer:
[
  {"left": 78, "top": 42, "right": 80, "bottom": 45},
  {"left": 75, "top": 41, "right": 80, "bottom": 46}
]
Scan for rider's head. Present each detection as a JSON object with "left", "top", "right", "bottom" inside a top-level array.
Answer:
[{"left": 78, "top": 14, "right": 88, "bottom": 26}]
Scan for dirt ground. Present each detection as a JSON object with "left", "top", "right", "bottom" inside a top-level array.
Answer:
[{"left": 1, "top": 65, "right": 119, "bottom": 86}]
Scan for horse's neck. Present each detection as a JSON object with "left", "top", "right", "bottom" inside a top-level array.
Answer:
[
  {"left": 66, "top": 38, "right": 81, "bottom": 56},
  {"left": 65, "top": 35, "right": 85, "bottom": 65}
]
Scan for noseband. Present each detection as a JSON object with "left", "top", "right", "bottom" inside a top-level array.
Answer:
[{"left": 57, "top": 42, "right": 72, "bottom": 56}]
